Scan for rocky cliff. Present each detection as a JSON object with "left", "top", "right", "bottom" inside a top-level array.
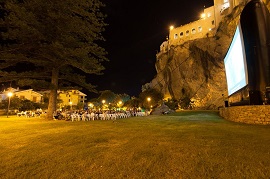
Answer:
[{"left": 144, "top": 0, "right": 270, "bottom": 109}]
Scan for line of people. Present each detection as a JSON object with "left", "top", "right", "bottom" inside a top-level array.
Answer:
[{"left": 53, "top": 110, "right": 149, "bottom": 121}]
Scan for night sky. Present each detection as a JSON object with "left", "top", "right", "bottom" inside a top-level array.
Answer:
[{"left": 88, "top": 0, "right": 214, "bottom": 98}]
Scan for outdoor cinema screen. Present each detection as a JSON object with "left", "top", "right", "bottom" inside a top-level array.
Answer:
[{"left": 224, "top": 23, "right": 248, "bottom": 96}]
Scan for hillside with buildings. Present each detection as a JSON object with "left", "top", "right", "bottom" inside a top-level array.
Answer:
[{"left": 144, "top": 0, "right": 270, "bottom": 109}]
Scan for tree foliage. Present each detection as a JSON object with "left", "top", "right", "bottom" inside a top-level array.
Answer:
[
  {"left": 0, "top": 0, "right": 108, "bottom": 119},
  {"left": 138, "top": 88, "right": 164, "bottom": 109},
  {"left": 124, "top": 97, "right": 140, "bottom": 109},
  {"left": 0, "top": 96, "right": 48, "bottom": 111},
  {"left": 97, "top": 90, "right": 117, "bottom": 104}
]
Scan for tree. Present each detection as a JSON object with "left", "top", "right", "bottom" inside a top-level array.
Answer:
[
  {"left": 124, "top": 97, "right": 140, "bottom": 109},
  {"left": 97, "top": 90, "right": 116, "bottom": 104},
  {"left": 0, "top": 0, "right": 108, "bottom": 119},
  {"left": 0, "top": 96, "right": 22, "bottom": 110},
  {"left": 114, "top": 93, "right": 130, "bottom": 104},
  {"left": 138, "top": 88, "right": 164, "bottom": 109}
]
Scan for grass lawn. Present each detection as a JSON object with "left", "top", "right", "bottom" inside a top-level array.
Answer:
[{"left": 1, "top": 111, "right": 270, "bottom": 178}]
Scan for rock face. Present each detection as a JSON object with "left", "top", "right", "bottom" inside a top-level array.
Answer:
[
  {"left": 144, "top": 1, "right": 270, "bottom": 110},
  {"left": 151, "top": 103, "right": 174, "bottom": 115}
]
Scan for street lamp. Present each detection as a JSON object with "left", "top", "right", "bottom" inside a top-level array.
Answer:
[
  {"left": 7, "top": 92, "right": 13, "bottom": 118},
  {"left": 69, "top": 101, "right": 73, "bottom": 110},
  {"left": 88, "top": 103, "right": 94, "bottom": 108},
  {"left": 117, "top": 101, "right": 123, "bottom": 111},
  {"left": 102, "top": 100, "right": 106, "bottom": 111},
  {"left": 147, "top": 97, "right": 151, "bottom": 110}
]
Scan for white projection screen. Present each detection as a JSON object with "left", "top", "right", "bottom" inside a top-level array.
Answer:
[{"left": 224, "top": 23, "right": 248, "bottom": 96}]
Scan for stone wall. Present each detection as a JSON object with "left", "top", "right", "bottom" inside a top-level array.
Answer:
[{"left": 219, "top": 105, "right": 270, "bottom": 125}]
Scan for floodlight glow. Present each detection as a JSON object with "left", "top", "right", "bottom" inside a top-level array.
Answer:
[{"left": 201, "top": 13, "right": 206, "bottom": 19}]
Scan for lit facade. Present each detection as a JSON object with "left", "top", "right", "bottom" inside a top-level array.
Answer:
[
  {"left": 0, "top": 88, "right": 43, "bottom": 103},
  {"left": 159, "top": 0, "right": 247, "bottom": 52},
  {"left": 14, "top": 89, "right": 43, "bottom": 103},
  {"left": 58, "top": 90, "right": 87, "bottom": 107}
]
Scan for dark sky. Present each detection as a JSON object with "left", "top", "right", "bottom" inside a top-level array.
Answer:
[{"left": 88, "top": 0, "right": 214, "bottom": 98}]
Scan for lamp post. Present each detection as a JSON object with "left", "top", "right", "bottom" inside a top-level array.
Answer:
[
  {"left": 147, "top": 97, "right": 151, "bottom": 110},
  {"left": 102, "top": 100, "right": 106, "bottom": 111},
  {"left": 117, "top": 101, "right": 122, "bottom": 111},
  {"left": 7, "top": 92, "right": 13, "bottom": 118},
  {"left": 69, "top": 101, "right": 73, "bottom": 110},
  {"left": 88, "top": 103, "right": 94, "bottom": 108}
]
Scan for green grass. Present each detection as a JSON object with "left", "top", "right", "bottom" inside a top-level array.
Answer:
[{"left": 1, "top": 111, "right": 270, "bottom": 178}]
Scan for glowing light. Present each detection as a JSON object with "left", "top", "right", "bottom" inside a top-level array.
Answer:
[
  {"left": 147, "top": 97, "right": 151, "bottom": 102},
  {"left": 170, "top": 26, "right": 174, "bottom": 30},
  {"left": 201, "top": 13, "right": 206, "bottom": 19},
  {"left": 102, "top": 100, "right": 106, "bottom": 104},
  {"left": 7, "top": 92, "right": 13, "bottom": 118}
]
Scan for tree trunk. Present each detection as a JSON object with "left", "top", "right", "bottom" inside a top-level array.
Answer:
[{"left": 47, "top": 67, "right": 59, "bottom": 120}]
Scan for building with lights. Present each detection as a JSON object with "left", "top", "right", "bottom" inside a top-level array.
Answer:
[
  {"left": 159, "top": 0, "right": 246, "bottom": 53},
  {"left": 57, "top": 90, "right": 87, "bottom": 108},
  {"left": 0, "top": 88, "right": 43, "bottom": 103}
]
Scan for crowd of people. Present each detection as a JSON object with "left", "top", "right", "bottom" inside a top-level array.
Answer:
[
  {"left": 16, "top": 108, "right": 149, "bottom": 121},
  {"left": 53, "top": 109, "right": 149, "bottom": 121},
  {"left": 16, "top": 109, "right": 43, "bottom": 118}
]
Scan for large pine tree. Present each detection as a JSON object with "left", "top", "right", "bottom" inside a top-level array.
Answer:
[{"left": 0, "top": 0, "right": 108, "bottom": 119}]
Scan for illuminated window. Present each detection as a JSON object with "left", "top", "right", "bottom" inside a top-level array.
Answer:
[
  {"left": 186, "top": 30, "right": 190, "bottom": 36},
  {"left": 180, "top": 32, "right": 184, "bottom": 37},
  {"left": 192, "top": 28, "right": 196, "bottom": 34},
  {"left": 174, "top": 34, "right": 178, "bottom": 39},
  {"left": 198, "top": 26, "right": 202, "bottom": 32}
]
